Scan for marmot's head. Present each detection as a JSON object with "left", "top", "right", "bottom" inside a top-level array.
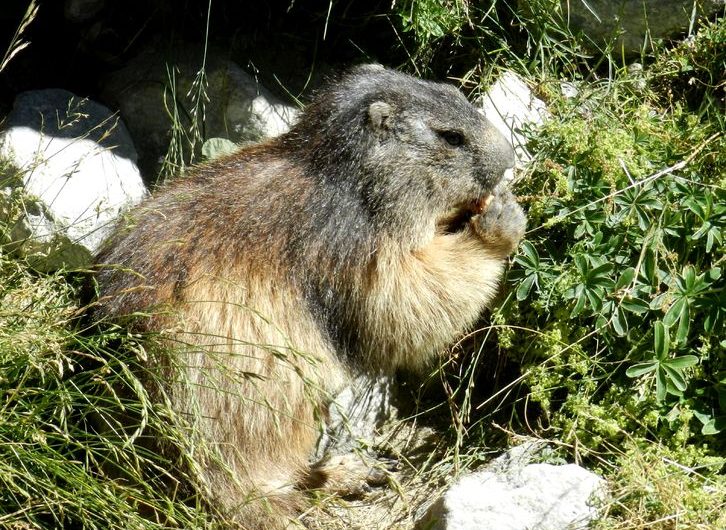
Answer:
[{"left": 287, "top": 64, "right": 515, "bottom": 237}]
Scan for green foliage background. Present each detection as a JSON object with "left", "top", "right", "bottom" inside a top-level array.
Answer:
[
  {"left": 515, "top": 18, "right": 724, "bottom": 448},
  {"left": 396, "top": 4, "right": 725, "bottom": 526},
  {"left": 393, "top": 2, "right": 724, "bottom": 526}
]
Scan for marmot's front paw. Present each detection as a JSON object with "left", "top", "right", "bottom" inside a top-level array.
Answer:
[{"left": 471, "top": 190, "right": 526, "bottom": 255}]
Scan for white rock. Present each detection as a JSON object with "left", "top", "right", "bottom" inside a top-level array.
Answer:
[
  {"left": 0, "top": 89, "right": 146, "bottom": 270},
  {"left": 479, "top": 71, "right": 549, "bottom": 170},
  {"left": 560, "top": 81, "right": 579, "bottom": 100},
  {"left": 418, "top": 444, "right": 605, "bottom": 530},
  {"left": 220, "top": 63, "right": 299, "bottom": 140}
]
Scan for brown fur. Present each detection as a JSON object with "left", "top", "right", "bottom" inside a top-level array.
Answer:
[{"left": 94, "top": 64, "right": 525, "bottom": 528}]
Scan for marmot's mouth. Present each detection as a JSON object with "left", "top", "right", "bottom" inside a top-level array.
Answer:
[{"left": 438, "top": 195, "right": 492, "bottom": 233}]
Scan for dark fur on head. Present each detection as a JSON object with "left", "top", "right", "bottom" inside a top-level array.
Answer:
[{"left": 287, "top": 64, "right": 513, "bottom": 235}]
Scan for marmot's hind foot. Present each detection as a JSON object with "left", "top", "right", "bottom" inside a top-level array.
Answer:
[{"left": 305, "top": 453, "right": 398, "bottom": 497}]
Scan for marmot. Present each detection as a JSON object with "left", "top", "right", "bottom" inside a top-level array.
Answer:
[{"left": 94, "top": 64, "right": 526, "bottom": 528}]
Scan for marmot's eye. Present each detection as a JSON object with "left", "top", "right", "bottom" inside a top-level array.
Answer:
[{"left": 438, "top": 130, "right": 465, "bottom": 147}]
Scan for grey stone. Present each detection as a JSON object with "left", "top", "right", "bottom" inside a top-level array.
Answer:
[
  {"left": 561, "top": 0, "right": 725, "bottom": 54},
  {"left": 0, "top": 89, "right": 146, "bottom": 270},
  {"left": 101, "top": 44, "right": 299, "bottom": 178},
  {"left": 417, "top": 443, "right": 606, "bottom": 530},
  {"left": 315, "top": 375, "right": 396, "bottom": 459},
  {"left": 64, "top": 0, "right": 105, "bottom": 23}
]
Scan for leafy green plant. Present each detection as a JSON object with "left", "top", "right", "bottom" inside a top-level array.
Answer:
[
  {"left": 512, "top": 240, "right": 556, "bottom": 301},
  {"left": 503, "top": 94, "right": 724, "bottom": 428},
  {"left": 498, "top": 98, "right": 724, "bottom": 528},
  {"left": 625, "top": 321, "right": 699, "bottom": 402},
  {"left": 396, "top": 0, "right": 470, "bottom": 50}
]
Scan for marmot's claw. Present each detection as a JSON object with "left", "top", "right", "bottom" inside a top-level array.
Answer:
[{"left": 365, "top": 457, "right": 399, "bottom": 486}]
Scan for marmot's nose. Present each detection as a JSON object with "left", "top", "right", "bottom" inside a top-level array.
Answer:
[
  {"left": 476, "top": 121, "right": 516, "bottom": 187},
  {"left": 490, "top": 123, "right": 515, "bottom": 171}
]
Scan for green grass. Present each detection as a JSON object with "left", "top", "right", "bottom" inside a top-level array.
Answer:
[{"left": 0, "top": 252, "right": 223, "bottom": 528}]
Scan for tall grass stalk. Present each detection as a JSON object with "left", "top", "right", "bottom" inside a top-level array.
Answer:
[{"left": 0, "top": 0, "right": 39, "bottom": 73}]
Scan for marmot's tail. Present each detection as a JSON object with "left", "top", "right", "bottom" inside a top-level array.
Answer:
[{"left": 226, "top": 493, "right": 305, "bottom": 530}]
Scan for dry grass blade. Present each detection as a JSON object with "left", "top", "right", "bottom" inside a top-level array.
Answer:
[{"left": 0, "top": 1, "right": 39, "bottom": 73}]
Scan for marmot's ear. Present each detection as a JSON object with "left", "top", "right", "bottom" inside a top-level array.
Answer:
[{"left": 368, "top": 101, "right": 393, "bottom": 130}]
